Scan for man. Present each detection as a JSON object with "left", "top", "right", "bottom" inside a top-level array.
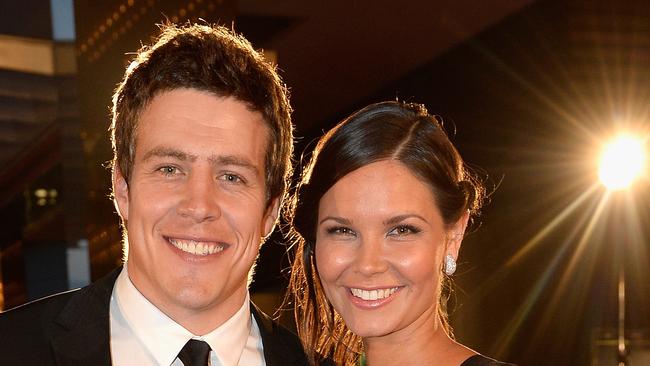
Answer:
[{"left": 0, "top": 23, "right": 306, "bottom": 365}]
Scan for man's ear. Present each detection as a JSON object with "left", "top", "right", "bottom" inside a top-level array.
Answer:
[
  {"left": 447, "top": 210, "right": 470, "bottom": 258},
  {"left": 112, "top": 166, "right": 130, "bottom": 221},
  {"left": 262, "top": 197, "right": 281, "bottom": 238}
]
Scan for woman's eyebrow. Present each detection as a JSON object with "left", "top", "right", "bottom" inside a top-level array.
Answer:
[
  {"left": 319, "top": 216, "right": 352, "bottom": 225},
  {"left": 383, "top": 214, "right": 428, "bottom": 226}
]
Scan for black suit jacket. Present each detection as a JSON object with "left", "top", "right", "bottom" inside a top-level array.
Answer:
[{"left": 0, "top": 267, "right": 307, "bottom": 366}]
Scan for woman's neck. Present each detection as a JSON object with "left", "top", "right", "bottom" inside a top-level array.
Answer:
[{"left": 362, "top": 310, "right": 475, "bottom": 366}]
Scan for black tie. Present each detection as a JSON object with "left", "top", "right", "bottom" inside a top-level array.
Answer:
[{"left": 178, "top": 339, "right": 211, "bottom": 366}]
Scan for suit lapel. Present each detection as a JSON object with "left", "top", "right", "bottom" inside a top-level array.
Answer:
[
  {"left": 50, "top": 268, "right": 121, "bottom": 366},
  {"left": 47, "top": 270, "right": 305, "bottom": 365},
  {"left": 251, "top": 303, "right": 306, "bottom": 366}
]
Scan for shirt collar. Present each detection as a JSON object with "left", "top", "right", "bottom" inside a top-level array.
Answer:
[
  {"left": 114, "top": 265, "right": 252, "bottom": 365},
  {"left": 200, "top": 290, "right": 252, "bottom": 366}
]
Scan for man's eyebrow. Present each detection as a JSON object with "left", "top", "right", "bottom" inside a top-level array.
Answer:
[
  {"left": 142, "top": 147, "right": 197, "bottom": 162},
  {"left": 319, "top": 216, "right": 352, "bottom": 225},
  {"left": 210, "top": 155, "right": 261, "bottom": 176}
]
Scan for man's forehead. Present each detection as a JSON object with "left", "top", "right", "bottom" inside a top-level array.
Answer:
[{"left": 131, "top": 89, "right": 271, "bottom": 167}]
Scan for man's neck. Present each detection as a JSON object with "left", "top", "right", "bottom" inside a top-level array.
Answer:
[
  {"left": 125, "top": 265, "right": 249, "bottom": 335},
  {"left": 157, "top": 292, "right": 248, "bottom": 335}
]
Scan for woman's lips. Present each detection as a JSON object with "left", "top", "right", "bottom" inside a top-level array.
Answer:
[
  {"left": 347, "top": 286, "right": 403, "bottom": 308},
  {"left": 350, "top": 287, "right": 400, "bottom": 301}
]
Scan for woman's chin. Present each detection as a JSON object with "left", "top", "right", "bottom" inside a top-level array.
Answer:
[{"left": 347, "top": 321, "right": 393, "bottom": 339}]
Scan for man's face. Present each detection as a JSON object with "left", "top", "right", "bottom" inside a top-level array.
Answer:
[{"left": 113, "top": 88, "right": 277, "bottom": 330}]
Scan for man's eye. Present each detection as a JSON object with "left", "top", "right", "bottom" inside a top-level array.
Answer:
[
  {"left": 220, "top": 173, "right": 243, "bottom": 183},
  {"left": 158, "top": 166, "right": 178, "bottom": 175},
  {"left": 387, "top": 225, "right": 420, "bottom": 237}
]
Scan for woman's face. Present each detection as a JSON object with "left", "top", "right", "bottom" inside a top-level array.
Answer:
[{"left": 315, "top": 160, "right": 462, "bottom": 340}]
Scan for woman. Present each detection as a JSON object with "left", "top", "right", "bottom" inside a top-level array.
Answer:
[{"left": 286, "top": 101, "right": 514, "bottom": 365}]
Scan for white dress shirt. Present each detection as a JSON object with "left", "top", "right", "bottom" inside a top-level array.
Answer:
[{"left": 109, "top": 266, "right": 265, "bottom": 365}]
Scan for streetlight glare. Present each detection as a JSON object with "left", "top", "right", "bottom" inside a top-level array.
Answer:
[{"left": 598, "top": 135, "right": 646, "bottom": 191}]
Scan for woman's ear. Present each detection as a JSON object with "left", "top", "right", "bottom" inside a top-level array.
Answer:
[
  {"left": 112, "top": 166, "right": 130, "bottom": 221},
  {"left": 447, "top": 210, "right": 470, "bottom": 258}
]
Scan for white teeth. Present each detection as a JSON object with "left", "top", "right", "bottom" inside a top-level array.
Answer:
[
  {"left": 169, "top": 238, "right": 224, "bottom": 256},
  {"left": 350, "top": 287, "right": 399, "bottom": 301}
]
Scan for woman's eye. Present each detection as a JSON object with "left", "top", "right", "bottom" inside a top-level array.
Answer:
[
  {"left": 387, "top": 225, "right": 420, "bottom": 237},
  {"left": 326, "top": 227, "right": 356, "bottom": 236}
]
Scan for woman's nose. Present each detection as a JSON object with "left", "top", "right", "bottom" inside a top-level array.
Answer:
[{"left": 354, "top": 238, "right": 389, "bottom": 276}]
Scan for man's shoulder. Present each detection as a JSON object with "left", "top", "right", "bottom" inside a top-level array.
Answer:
[
  {"left": 0, "top": 289, "right": 79, "bottom": 316},
  {"left": 0, "top": 289, "right": 80, "bottom": 364},
  {"left": 0, "top": 289, "right": 77, "bottom": 330},
  {"left": 0, "top": 290, "right": 71, "bottom": 334},
  {"left": 251, "top": 303, "right": 308, "bottom": 366},
  {"left": 0, "top": 267, "right": 120, "bottom": 365},
  {"left": 0, "top": 267, "right": 119, "bottom": 327}
]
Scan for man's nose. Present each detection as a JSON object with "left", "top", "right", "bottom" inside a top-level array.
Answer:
[{"left": 177, "top": 172, "right": 222, "bottom": 222}]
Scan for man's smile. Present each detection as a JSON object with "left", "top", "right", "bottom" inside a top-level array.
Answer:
[{"left": 165, "top": 236, "right": 228, "bottom": 256}]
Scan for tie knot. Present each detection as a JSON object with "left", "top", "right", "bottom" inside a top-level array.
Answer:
[{"left": 178, "top": 339, "right": 211, "bottom": 366}]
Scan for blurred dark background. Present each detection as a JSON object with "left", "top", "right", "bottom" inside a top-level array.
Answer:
[{"left": 0, "top": 1, "right": 649, "bottom": 365}]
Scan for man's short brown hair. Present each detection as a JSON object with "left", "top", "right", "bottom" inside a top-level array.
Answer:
[{"left": 110, "top": 23, "right": 293, "bottom": 205}]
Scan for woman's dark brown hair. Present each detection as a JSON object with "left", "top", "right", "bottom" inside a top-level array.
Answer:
[{"left": 286, "top": 101, "right": 485, "bottom": 365}]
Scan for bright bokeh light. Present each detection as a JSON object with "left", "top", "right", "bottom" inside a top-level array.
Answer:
[{"left": 598, "top": 135, "right": 646, "bottom": 190}]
